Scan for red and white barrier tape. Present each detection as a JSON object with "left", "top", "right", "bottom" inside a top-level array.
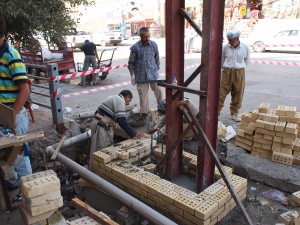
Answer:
[
  {"left": 250, "top": 43, "right": 300, "bottom": 48},
  {"left": 250, "top": 60, "right": 300, "bottom": 66},
  {"left": 61, "top": 81, "right": 131, "bottom": 98},
  {"left": 50, "top": 64, "right": 128, "bottom": 81}
]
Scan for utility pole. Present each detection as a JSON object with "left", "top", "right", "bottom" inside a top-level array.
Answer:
[{"left": 157, "top": 0, "right": 161, "bottom": 37}]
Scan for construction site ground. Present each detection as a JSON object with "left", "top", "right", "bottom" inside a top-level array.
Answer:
[
  {"left": 1, "top": 40, "right": 300, "bottom": 224},
  {"left": 1, "top": 107, "right": 300, "bottom": 225}
]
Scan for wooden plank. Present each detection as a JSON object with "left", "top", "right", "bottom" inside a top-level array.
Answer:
[
  {"left": 6, "top": 145, "right": 22, "bottom": 166},
  {"left": 0, "top": 103, "right": 16, "bottom": 132},
  {"left": 72, "top": 198, "right": 119, "bottom": 225},
  {"left": 51, "top": 136, "right": 66, "bottom": 160},
  {"left": 0, "top": 131, "right": 44, "bottom": 149}
]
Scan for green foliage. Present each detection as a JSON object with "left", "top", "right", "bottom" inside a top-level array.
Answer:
[{"left": 1, "top": 0, "right": 94, "bottom": 48}]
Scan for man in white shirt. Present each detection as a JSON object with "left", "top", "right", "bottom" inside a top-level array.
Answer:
[{"left": 218, "top": 30, "right": 250, "bottom": 122}]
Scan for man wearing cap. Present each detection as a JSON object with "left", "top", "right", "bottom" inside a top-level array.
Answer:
[
  {"left": 218, "top": 30, "right": 250, "bottom": 122},
  {"left": 78, "top": 39, "right": 100, "bottom": 86}
]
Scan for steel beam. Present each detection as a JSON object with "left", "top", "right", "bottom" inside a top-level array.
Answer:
[
  {"left": 198, "top": 0, "right": 225, "bottom": 192},
  {"left": 164, "top": 0, "right": 185, "bottom": 179}
]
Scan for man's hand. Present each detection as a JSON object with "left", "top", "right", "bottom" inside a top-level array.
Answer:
[
  {"left": 147, "top": 128, "right": 158, "bottom": 134},
  {"left": 135, "top": 132, "right": 143, "bottom": 138},
  {"left": 131, "top": 74, "right": 136, "bottom": 86}
]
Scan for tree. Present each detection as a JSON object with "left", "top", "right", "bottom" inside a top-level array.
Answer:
[{"left": 1, "top": 0, "right": 94, "bottom": 48}]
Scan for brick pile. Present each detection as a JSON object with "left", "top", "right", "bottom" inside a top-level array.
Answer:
[
  {"left": 236, "top": 104, "right": 300, "bottom": 166},
  {"left": 94, "top": 134, "right": 156, "bottom": 165},
  {"left": 93, "top": 143, "right": 247, "bottom": 225},
  {"left": 19, "top": 170, "right": 63, "bottom": 225}
]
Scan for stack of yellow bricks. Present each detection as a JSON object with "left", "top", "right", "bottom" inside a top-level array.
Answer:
[
  {"left": 93, "top": 141, "right": 247, "bottom": 225},
  {"left": 93, "top": 134, "right": 155, "bottom": 165},
  {"left": 19, "top": 170, "right": 63, "bottom": 225},
  {"left": 236, "top": 104, "right": 300, "bottom": 166}
]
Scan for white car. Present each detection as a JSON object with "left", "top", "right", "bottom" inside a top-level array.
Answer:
[
  {"left": 92, "top": 32, "right": 123, "bottom": 47},
  {"left": 249, "top": 29, "right": 300, "bottom": 53}
]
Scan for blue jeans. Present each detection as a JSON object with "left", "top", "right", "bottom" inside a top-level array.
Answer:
[{"left": 7, "top": 107, "right": 32, "bottom": 186}]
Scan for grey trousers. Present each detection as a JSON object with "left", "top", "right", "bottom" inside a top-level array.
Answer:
[{"left": 81, "top": 55, "right": 98, "bottom": 85}]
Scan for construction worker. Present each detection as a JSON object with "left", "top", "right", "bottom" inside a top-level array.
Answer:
[
  {"left": 0, "top": 17, "right": 31, "bottom": 207},
  {"left": 148, "top": 99, "right": 199, "bottom": 140},
  {"left": 89, "top": 90, "right": 141, "bottom": 169},
  {"left": 78, "top": 39, "right": 100, "bottom": 86}
]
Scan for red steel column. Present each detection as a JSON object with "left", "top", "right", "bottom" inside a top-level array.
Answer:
[
  {"left": 165, "top": 0, "right": 185, "bottom": 179},
  {"left": 197, "top": 0, "right": 225, "bottom": 192}
]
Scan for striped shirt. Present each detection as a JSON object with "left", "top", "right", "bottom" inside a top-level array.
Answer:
[
  {"left": 0, "top": 43, "right": 27, "bottom": 105},
  {"left": 98, "top": 94, "right": 136, "bottom": 138}
]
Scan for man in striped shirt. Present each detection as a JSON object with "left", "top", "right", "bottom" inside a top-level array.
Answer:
[
  {"left": 89, "top": 90, "right": 141, "bottom": 169},
  {"left": 0, "top": 17, "right": 31, "bottom": 198}
]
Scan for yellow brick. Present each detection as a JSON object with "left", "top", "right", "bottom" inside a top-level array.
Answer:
[
  {"left": 26, "top": 197, "right": 63, "bottom": 216},
  {"left": 195, "top": 191, "right": 212, "bottom": 202},
  {"left": 281, "top": 148, "right": 292, "bottom": 155},
  {"left": 271, "top": 152, "right": 293, "bottom": 165},
  {"left": 261, "top": 144, "right": 271, "bottom": 151},
  {"left": 164, "top": 201, "right": 184, "bottom": 216},
  {"left": 174, "top": 195, "right": 202, "bottom": 215},
  {"left": 211, "top": 205, "right": 225, "bottom": 221},
  {"left": 184, "top": 211, "right": 210, "bottom": 225},
  {"left": 158, "top": 179, "right": 176, "bottom": 190},
  {"left": 148, "top": 193, "right": 165, "bottom": 206},
  {"left": 264, "top": 121, "right": 275, "bottom": 130},
  {"left": 291, "top": 191, "right": 300, "bottom": 204},
  {"left": 21, "top": 175, "right": 60, "bottom": 199},
  {"left": 259, "top": 103, "right": 271, "bottom": 113},
  {"left": 156, "top": 187, "right": 180, "bottom": 204},
  {"left": 263, "top": 134, "right": 273, "bottom": 141},
  {"left": 273, "top": 136, "right": 283, "bottom": 142},
  {"left": 285, "top": 123, "right": 298, "bottom": 134},
  {"left": 256, "top": 128, "right": 275, "bottom": 136},
  {"left": 237, "top": 129, "right": 245, "bottom": 137},
  {"left": 255, "top": 119, "right": 265, "bottom": 128},
  {"left": 173, "top": 186, "right": 197, "bottom": 199},
  {"left": 93, "top": 151, "right": 112, "bottom": 164},
  {"left": 195, "top": 199, "right": 219, "bottom": 220},
  {"left": 139, "top": 178, "right": 161, "bottom": 195},
  {"left": 210, "top": 189, "right": 231, "bottom": 208}
]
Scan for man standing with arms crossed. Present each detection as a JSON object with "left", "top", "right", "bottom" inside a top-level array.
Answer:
[
  {"left": 0, "top": 17, "right": 31, "bottom": 205},
  {"left": 219, "top": 30, "right": 250, "bottom": 122},
  {"left": 128, "top": 27, "right": 165, "bottom": 114}
]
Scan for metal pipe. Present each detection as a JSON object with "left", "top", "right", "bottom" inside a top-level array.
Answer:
[
  {"left": 45, "top": 131, "right": 177, "bottom": 225},
  {"left": 31, "top": 91, "right": 50, "bottom": 97},
  {"left": 31, "top": 101, "right": 51, "bottom": 109}
]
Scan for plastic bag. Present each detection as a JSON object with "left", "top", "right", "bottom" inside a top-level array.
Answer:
[
  {"left": 217, "top": 121, "right": 226, "bottom": 139},
  {"left": 42, "top": 48, "right": 52, "bottom": 60}
]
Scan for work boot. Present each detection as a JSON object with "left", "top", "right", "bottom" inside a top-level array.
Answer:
[{"left": 230, "top": 113, "right": 241, "bottom": 122}]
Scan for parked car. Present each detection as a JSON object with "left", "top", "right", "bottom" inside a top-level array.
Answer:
[
  {"left": 247, "top": 29, "right": 300, "bottom": 53},
  {"left": 92, "top": 31, "right": 123, "bottom": 47},
  {"left": 65, "top": 28, "right": 92, "bottom": 49}
]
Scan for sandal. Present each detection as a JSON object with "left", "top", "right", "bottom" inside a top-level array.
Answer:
[{"left": 11, "top": 194, "right": 23, "bottom": 208}]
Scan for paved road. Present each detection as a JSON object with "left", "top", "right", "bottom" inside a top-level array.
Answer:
[{"left": 31, "top": 38, "right": 300, "bottom": 122}]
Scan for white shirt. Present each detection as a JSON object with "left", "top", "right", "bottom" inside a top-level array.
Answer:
[{"left": 222, "top": 42, "right": 250, "bottom": 69}]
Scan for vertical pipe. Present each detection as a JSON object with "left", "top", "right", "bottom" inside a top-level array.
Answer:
[
  {"left": 48, "top": 64, "right": 64, "bottom": 134},
  {"left": 198, "top": 0, "right": 225, "bottom": 192},
  {"left": 165, "top": 0, "right": 185, "bottom": 179}
]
